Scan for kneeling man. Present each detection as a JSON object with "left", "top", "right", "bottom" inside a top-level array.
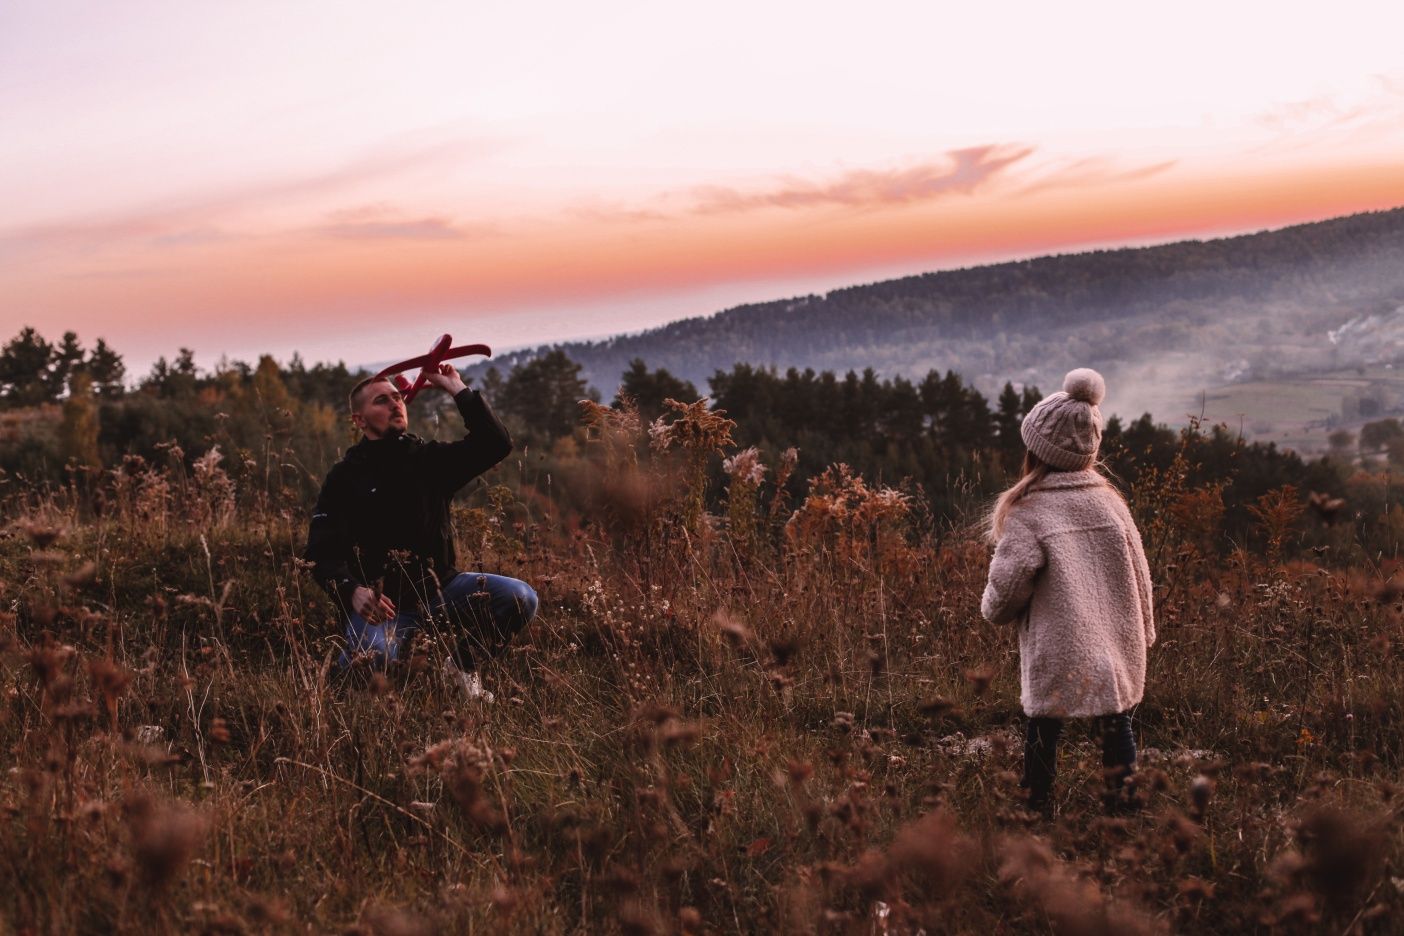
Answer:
[{"left": 304, "top": 363, "right": 535, "bottom": 698}]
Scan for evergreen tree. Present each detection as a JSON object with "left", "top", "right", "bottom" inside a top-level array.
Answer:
[
  {"left": 881, "top": 375, "right": 924, "bottom": 444},
  {"left": 994, "top": 381, "right": 1024, "bottom": 468},
  {"left": 46, "top": 331, "right": 85, "bottom": 400},
  {"left": 480, "top": 366, "right": 503, "bottom": 406},
  {"left": 497, "top": 350, "right": 599, "bottom": 443},
  {"left": 1020, "top": 385, "right": 1043, "bottom": 416},
  {"left": 87, "top": 338, "right": 126, "bottom": 398},
  {"left": 0, "top": 327, "right": 56, "bottom": 406},
  {"left": 145, "top": 348, "right": 199, "bottom": 399},
  {"left": 615, "top": 358, "right": 698, "bottom": 422}
]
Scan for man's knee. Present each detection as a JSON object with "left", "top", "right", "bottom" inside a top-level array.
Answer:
[{"left": 504, "top": 578, "right": 538, "bottom": 627}]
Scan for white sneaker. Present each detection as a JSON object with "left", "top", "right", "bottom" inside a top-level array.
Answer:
[{"left": 442, "top": 657, "right": 495, "bottom": 703}]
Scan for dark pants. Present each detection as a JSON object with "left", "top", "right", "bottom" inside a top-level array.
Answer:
[
  {"left": 1022, "top": 710, "right": 1137, "bottom": 812},
  {"left": 339, "top": 571, "right": 538, "bottom": 672}
]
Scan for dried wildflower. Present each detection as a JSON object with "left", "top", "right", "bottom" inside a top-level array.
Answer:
[
  {"left": 1307, "top": 491, "right": 1346, "bottom": 525},
  {"left": 1189, "top": 774, "right": 1213, "bottom": 819},
  {"left": 617, "top": 899, "right": 662, "bottom": 936},
  {"left": 678, "top": 907, "right": 703, "bottom": 935},
  {"left": 963, "top": 665, "right": 994, "bottom": 695},
  {"left": 787, "top": 759, "right": 814, "bottom": 785},
  {"left": 1167, "top": 812, "right": 1201, "bottom": 853},
  {"left": 713, "top": 608, "right": 752, "bottom": 646},
  {"left": 998, "top": 833, "right": 1156, "bottom": 935},
  {"left": 887, "top": 810, "right": 974, "bottom": 892},
  {"left": 1178, "top": 877, "right": 1216, "bottom": 901},
  {"left": 88, "top": 657, "right": 132, "bottom": 729},
  {"left": 20, "top": 520, "right": 66, "bottom": 548},
  {"left": 722, "top": 446, "right": 766, "bottom": 486},
  {"left": 647, "top": 398, "right": 735, "bottom": 454},
  {"left": 361, "top": 904, "right": 433, "bottom": 936},
  {"left": 918, "top": 697, "right": 958, "bottom": 717},
  {"left": 490, "top": 884, "right": 518, "bottom": 914},
  {"left": 1294, "top": 807, "right": 1385, "bottom": 908},
  {"left": 125, "top": 793, "right": 208, "bottom": 890},
  {"left": 61, "top": 561, "right": 97, "bottom": 589}
]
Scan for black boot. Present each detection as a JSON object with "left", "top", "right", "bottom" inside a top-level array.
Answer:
[
  {"left": 1098, "top": 712, "right": 1138, "bottom": 814},
  {"left": 1022, "top": 716, "right": 1063, "bottom": 816}
]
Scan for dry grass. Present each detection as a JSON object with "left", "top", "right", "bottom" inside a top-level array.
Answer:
[{"left": 1, "top": 403, "right": 1402, "bottom": 934}]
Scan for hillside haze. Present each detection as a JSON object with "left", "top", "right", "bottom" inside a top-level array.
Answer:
[{"left": 466, "top": 208, "right": 1404, "bottom": 450}]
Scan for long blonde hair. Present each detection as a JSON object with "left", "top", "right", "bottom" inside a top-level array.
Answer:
[
  {"left": 988, "top": 451, "right": 1128, "bottom": 542},
  {"left": 987, "top": 450, "right": 1050, "bottom": 542}
]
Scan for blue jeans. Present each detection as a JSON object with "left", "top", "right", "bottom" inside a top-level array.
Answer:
[{"left": 339, "top": 572, "right": 538, "bottom": 671}]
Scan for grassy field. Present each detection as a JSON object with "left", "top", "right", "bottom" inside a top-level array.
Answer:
[
  {"left": 2, "top": 403, "right": 1403, "bottom": 934},
  {"left": 1177, "top": 366, "right": 1404, "bottom": 456}
]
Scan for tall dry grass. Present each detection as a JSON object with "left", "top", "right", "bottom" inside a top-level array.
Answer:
[{"left": 1, "top": 401, "right": 1401, "bottom": 934}]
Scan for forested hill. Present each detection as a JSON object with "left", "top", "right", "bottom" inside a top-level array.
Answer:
[{"left": 466, "top": 207, "right": 1404, "bottom": 419}]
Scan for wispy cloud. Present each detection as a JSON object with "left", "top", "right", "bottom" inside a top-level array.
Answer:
[
  {"left": 1250, "top": 73, "right": 1404, "bottom": 153},
  {"left": 570, "top": 145, "right": 1179, "bottom": 226},
  {"left": 1256, "top": 94, "right": 1373, "bottom": 133},
  {"left": 318, "top": 216, "right": 470, "bottom": 241},
  {"left": 1014, "top": 158, "right": 1177, "bottom": 198},
  {"left": 0, "top": 134, "right": 496, "bottom": 259},
  {"left": 311, "top": 202, "right": 496, "bottom": 242},
  {"left": 686, "top": 145, "right": 1034, "bottom": 216}
]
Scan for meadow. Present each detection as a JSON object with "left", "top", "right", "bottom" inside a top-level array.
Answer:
[
  {"left": 2, "top": 398, "right": 1402, "bottom": 934},
  {"left": 1194, "top": 365, "right": 1404, "bottom": 456}
]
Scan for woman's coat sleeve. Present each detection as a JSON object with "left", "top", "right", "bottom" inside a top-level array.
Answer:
[{"left": 980, "top": 519, "right": 1045, "bottom": 626}]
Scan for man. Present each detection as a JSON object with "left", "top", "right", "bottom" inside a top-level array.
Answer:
[{"left": 304, "top": 362, "right": 536, "bottom": 698}]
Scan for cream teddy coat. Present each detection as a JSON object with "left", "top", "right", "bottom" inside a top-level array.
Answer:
[{"left": 980, "top": 469, "right": 1155, "bottom": 718}]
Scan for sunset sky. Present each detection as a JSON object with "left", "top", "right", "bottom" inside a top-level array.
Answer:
[{"left": 4, "top": 0, "right": 1404, "bottom": 376}]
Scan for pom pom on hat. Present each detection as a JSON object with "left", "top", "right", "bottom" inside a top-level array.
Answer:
[
  {"left": 1063, "top": 368, "right": 1105, "bottom": 406},
  {"left": 1020, "top": 367, "right": 1108, "bottom": 470}
]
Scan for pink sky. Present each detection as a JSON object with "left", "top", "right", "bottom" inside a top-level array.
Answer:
[{"left": 3, "top": 1, "right": 1404, "bottom": 375}]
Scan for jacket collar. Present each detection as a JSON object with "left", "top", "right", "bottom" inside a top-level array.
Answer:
[
  {"left": 347, "top": 432, "right": 422, "bottom": 461},
  {"left": 1027, "top": 469, "right": 1106, "bottom": 492}
]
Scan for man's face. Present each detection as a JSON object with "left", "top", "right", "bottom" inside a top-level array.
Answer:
[{"left": 353, "top": 381, "right": 407, "bottom": 439}]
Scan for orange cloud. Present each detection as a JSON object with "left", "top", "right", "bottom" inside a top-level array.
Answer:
[
  {"left": 1013, "top": 158, "right": 1177, "bottom": 198},
  {"left": 686, "top": 145, "right": 1034, "bottom": 215},
  {"left": 317, "top": 217, "right": 475, "bottom": 241}
]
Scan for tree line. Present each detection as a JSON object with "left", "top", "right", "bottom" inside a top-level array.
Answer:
[{"left": 2, "top": 326, "right": 1398, "bottom": 556}]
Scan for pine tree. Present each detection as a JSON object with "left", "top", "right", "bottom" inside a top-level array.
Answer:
[
  {"left": 994, "top": 382, "right": 1025, "bottom": 471},
  {"left": 497, "top": 351, "right": 599, "bottom": 443},
  {"left": 46, "top": 332, "right": 85, "bottom": 400},
  {"left": 0, "top": 327, "right": 56, "bottom": 406},
  {"left": 87, "top": 338, "right": 126, "bottom": 398},
  {"left": 480, "top": 366, "right": 503, "bottom": 406},
  {"left": 615, "top": 358, "right": 698, "bottom": 422}
]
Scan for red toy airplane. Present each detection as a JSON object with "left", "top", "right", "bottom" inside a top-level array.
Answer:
[{"left": 374, "top": 334, "right": 492, "bottom": 404}]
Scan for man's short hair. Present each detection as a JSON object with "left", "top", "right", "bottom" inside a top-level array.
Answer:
[{"left": 349, "top": 376, "right": 394, "bottom": 414}]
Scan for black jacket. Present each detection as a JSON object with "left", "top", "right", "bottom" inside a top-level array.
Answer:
[{"left": 304, "top": 388, "right": 512, "bottom": 613}]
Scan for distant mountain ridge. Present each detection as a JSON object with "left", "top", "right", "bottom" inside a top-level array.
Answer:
[{"left": 464, "top": 207, "right": 1404, "bottom": 429}]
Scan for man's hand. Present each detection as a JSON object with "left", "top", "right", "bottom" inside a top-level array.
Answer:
[
  {"left": 423, "top": 362, "right": 468, "bottom": 396},
  {"left": 351, "top": 586, "right": 396, "bottom": 624}
]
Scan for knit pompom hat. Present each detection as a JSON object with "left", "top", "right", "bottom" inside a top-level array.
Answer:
[{"left": 1020, "top": 368, "right": 1106, "bottom": 471}]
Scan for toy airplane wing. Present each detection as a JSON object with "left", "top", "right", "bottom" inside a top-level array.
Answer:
[
  {"left": 373, "top": 336, "right": 492, "bottom": 404},
  {"left": 374, "top": 344, "right": 492, "bottom": 379}
]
